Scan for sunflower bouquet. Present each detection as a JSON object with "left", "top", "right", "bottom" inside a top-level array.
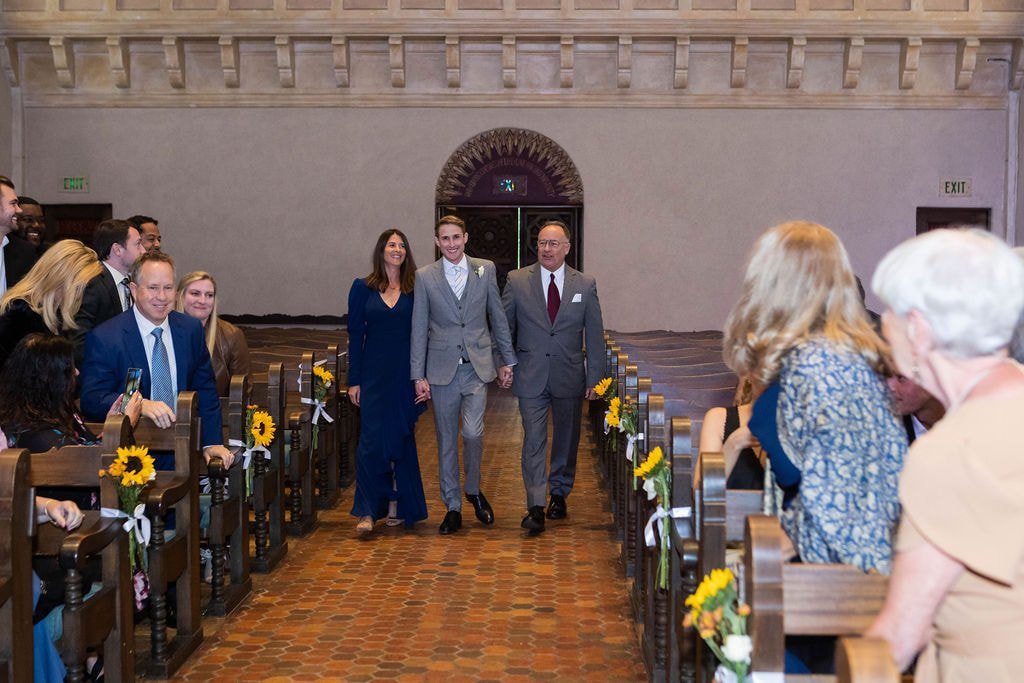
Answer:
[
  {"left": 99, "top": 445, "right": 156, "bottom": 573},
  {"left": 243, "top": 404, "right": 276, "bottom": 495},
  {"left": 309, "top": 364, "right": 335, "bottom": 451},
  {"left": 634, "top": 446, "right": 676, "bottom": 589},
  {"left": 683, "top": 568, "right": 752, "bottom": 682}
]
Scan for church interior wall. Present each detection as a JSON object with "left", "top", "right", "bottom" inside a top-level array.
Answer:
[{"left": 19, "top": 104, "right": 1007, "bottom": 330}]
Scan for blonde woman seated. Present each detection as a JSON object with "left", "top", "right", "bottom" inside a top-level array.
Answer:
[
  {"left": 0, "top": 239, "right": 101, "bottom": 371},
  {"left": 176, "top": 271, "right": 251, "bottom": 396},
  {"left": 866, "top": 229, "right": 1024, "bottom": 682},
  {"left": 696, "top": 377, "right": 765, "bottom": 490},
  {"left": 722, "top": 221, "right": 907, "bottom": 576}
]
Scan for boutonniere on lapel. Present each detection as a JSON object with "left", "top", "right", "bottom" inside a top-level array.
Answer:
[{"left": 475, "top": 265, "right": 485, "bottom": 278}]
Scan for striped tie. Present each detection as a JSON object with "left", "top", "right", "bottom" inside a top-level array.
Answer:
[
  {"left": 150, "top": 327, "right": 175, "bottom": 407},
  {"left": 452, "top": 265, "right": 465, "bottom": 299}
]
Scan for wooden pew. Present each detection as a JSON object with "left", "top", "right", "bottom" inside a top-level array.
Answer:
[
  {"left": 836, "top": 637, "right": 900, "bottom": 683},
  {"left": 25, "top": 420, "right": 136, "bottom": 683},
  {"left": 744, "top": 515, "right": 889, "bottom": 678},
  {"left": 283, "top": 351, "right": 318, "bottom": 536},
  {"left": 118, "top": 393, "right": 204, "bottom": 678},
  {"left": 314, "top": 347, "right": 341, "bottom": 510},
  {"left": 249, "top": 362, "right": 289, "bottom": 572},
  {"left": 0, "top": 448, "right": 32, "bottom": 683},
  {"left": 205, "top": 374, "right": 252, "bottom": 617}
]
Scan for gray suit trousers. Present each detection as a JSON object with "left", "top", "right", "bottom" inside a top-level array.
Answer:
[
  {"left": 430, "top": 362, "right": 488, "bottom": 511},
  {"left": 518, "top": 390, "right": 583, "bottom": 508}
]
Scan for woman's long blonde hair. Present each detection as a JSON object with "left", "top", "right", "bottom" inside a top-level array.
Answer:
[
  {"left": 175, "top": 271, "right": 218, "bottom": 358},
  {"left": 0, "top": 239, "right": 102, "bottom": 333},
  {"left": 723, "top": 221, "right": 887, "bottom": 386}
]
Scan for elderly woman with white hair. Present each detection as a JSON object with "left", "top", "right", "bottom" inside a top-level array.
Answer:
[{"left": 866, "top": 229, "right": 1024, "bottom": 682}]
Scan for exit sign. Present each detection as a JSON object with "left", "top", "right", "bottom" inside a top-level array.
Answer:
[
  {"left": 61, "top": 176, "right": 89, "bottom": 193},
  {"left": 939, "top": 179, "right": 971, "bottom": 197}
]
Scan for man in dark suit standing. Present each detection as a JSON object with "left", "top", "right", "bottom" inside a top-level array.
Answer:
[
  {"left": 0, "top": 175, "right": 39, "bottom": 296},
  {"left": 502, "top": 220, "right": 604, "bottom": 534},
  {"left": 79, "top": 251, "right": 234, "bottom": 469},
  {"left": 69, "top": 219, "right": 146, "bottom": 365}
]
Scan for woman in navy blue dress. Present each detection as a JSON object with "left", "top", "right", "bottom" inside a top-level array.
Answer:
[{"left": 347, "top": 229, "right": 428, "bottom": 532}]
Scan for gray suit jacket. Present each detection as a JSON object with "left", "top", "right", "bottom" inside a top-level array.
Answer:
[
  {"left": 502, "top": 263, "right": 604, "bottom": 399},
  {"left": 410, "top": 256, "right": 517, "bottom": 386}
]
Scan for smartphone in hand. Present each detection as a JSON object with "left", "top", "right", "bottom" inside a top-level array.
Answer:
[{"left": 121, "top": 368, "right": 142, "bottom": 414}]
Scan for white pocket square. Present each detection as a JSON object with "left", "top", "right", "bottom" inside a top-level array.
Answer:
[{"left": 572, "top": 293, "right": 582, "bottom": 303}]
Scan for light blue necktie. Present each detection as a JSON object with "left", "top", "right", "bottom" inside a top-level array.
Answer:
[
  {"left": 150, "top": 327, "right": 175, "bottom": 407},
  {"left": 451, "top": 265, "right": 465, "bottom": 299}
]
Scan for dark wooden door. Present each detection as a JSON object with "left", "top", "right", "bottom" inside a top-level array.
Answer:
[{"left": 435, "top": 206, "right": 582, "bottom": 290}]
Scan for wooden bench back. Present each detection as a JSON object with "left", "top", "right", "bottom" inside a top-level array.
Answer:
[
  {"left": 744, "top": 514, "right": 889, "bottom": 673},
  {"left": 0, "top": 449, "right": 32, "bottom": 683}
]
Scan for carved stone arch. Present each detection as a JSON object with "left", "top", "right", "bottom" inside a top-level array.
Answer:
[{"left": 435, "top": 128, "right": 583, "bottom": 205}]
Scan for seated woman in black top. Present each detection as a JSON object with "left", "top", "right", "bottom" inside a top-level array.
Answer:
[
  {"left": 696, "top": 376, "right": 765, "bottom": 489},
  {"left": 0, "top": 333, "right": 141, "bottom": 508}
]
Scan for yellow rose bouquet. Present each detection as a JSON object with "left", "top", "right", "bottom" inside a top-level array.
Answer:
[
  {"left": 634, "top": 446, "right": 689, "bottom": 590},
  {"left": 307, "top": 363, "right": 335, "bottom": 452},
  {"left": 683, "top": 568, "right": 752, "bottom": 682}
]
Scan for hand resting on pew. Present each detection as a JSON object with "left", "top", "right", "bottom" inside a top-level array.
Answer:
[
  {"left": 35, "top": 496, "right": 84, "bottom": 530},
  {"left": 204, "top": 443, "right": 236, "bottom": 469},
  {"left": 141, "top": 398, "right": 177, "bottom": 428}
]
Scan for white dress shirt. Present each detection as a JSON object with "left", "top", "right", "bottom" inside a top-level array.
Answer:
[
  {"left": 104, "top": 261, "right": 131, "bottom": 311},
  {"left": 0, "top": 235, "right": 9, "bottom": 297},
  {"left": 444, "top": 255, "right": 469, "bottom": 298},
  {"left": 541, "top": 263, "right": 565, "bottom": 307},
  {"left": 133, "top": 307, "right": 178, "bottom": 402}
]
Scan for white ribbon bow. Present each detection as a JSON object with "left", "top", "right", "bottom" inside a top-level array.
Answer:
[
  {"left": 101, "top": 504, "right": 152, "bottom": 546},
  {"left": 301, "top": 397, "right": 334, "bottom": 425},
  {"left": 625, "top": 434, "right": 636, "bottom": 463},
  {"left": 644, "top": 504, "right": 692, "bottom": 547},
  {"left": 228, "top": 438, "right": 271, "bottom": 470}
]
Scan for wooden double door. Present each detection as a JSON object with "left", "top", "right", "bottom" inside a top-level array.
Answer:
[{"left": 434, "top": 206, "right": 582, "bottom": 291}]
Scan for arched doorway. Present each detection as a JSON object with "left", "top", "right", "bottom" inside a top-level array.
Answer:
[{"left": 435, "top": 128, "right": 584, "bottom": 289}]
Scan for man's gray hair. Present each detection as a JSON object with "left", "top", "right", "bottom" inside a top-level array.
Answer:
[{"left": 872, "top": 228, "right": 1024, "bottom": 358}]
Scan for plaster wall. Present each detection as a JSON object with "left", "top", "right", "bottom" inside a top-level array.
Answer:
[{"left": 21, "top": 105, "right": 1007, "bottom": 330}]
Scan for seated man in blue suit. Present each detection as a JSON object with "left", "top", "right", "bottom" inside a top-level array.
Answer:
[{"left": 80, "top": 251, "right": 235, "bottom": 470}]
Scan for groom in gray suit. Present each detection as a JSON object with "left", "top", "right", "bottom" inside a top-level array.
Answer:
[
  {"left": 502, "top": 221, "right": 604, "bottom": 534},
  {"left": 411, "top": 215, "right": 517, "bottom": 535}
]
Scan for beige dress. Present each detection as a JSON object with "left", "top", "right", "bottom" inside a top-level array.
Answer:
[{"left": 898, "top": 392, "right": 1024, "bottom": 683}]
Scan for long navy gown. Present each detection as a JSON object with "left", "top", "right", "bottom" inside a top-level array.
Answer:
[{"left": 347, "top": 278, "right": 428, "bottom": 526}]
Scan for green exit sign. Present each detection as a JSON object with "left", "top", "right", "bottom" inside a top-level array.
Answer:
[{"left": 61, "top": 176, "right": 89, "bottom": 193}]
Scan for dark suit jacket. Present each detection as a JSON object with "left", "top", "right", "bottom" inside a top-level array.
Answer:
[
  {"left": 79, "top": 309, "right": 223, "bottom": 447},
  {"left": 70, "top": 269, "right": 124, "bottom": 366},
  {"left": 3, "top": 234, "right": 38, "bottom": 290},
  {"left": 502, "top": 264, "right": 604, "bottom": 399}
]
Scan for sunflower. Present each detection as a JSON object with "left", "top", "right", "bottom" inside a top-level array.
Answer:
[
  {"left": 108, "top": 445, "right": 156, "bottom": 488},
  {"left": 633, "top": 446, "right": 664, "bottom": 478},
  {"left": 594, "top": 377, "right": 613, "bottom": 397},
  {"left": 250, "top": 410, "right": 276, "bottom": 448},
  {"left": 313, "top": 365, "right": 334, "bottom": 386}
]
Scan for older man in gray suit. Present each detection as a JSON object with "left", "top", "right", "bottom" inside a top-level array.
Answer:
[
  {"left": 502, "top": 220, "right": 604, "bottom": 534},
  {"left": 411, "top": 215, "right": 517, "bottom": 535}
]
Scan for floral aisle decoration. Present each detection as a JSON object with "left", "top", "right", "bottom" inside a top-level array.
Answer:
[
  {"left": 303, "top": 362, "right": 335, "bottom": 452},
  {"left": 100, "top": 444, "right": 156, "bottom": 610},
  {"left": 228, "top": 404, "right": 276, "bottom": 495},
  {"left": 634, "top": 446, "right": 691, "bottom": 590},
  {"left": 594, "top": 377, "right": 620, "bottom": 452},
  {"left": 683, "top": 568, "right": 752, "bottom": 682}
]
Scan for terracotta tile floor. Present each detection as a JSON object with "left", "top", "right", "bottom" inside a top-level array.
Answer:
[{"left": 168, "top": 392, "right": 645, "bottom": 681}]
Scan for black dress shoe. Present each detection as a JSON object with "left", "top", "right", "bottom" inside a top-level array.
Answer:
[
  {"left": 546, "top": 494, "right": 567, "bottom": 520},
  {"left": 439, "top": 510, "right": 462, "bottom": 535},
  {"left": 465, "top": 492, "right": 495, "bottom": 525},
  {"left": 521, "top": 506, "right": 545, "bottom": 534}
]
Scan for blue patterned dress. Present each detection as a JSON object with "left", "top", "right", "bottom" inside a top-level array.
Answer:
[{"left": 758, "top": 337, "right": 908, "bottom": 574}]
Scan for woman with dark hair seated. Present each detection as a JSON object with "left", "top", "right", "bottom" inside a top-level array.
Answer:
[{"left": 0, "top": 334, "right": 140, "bottom": 508}]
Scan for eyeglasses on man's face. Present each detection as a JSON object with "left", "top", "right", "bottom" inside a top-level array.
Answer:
[{"left": 537, "top": 239, "right": 566, "bottom": 249}]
